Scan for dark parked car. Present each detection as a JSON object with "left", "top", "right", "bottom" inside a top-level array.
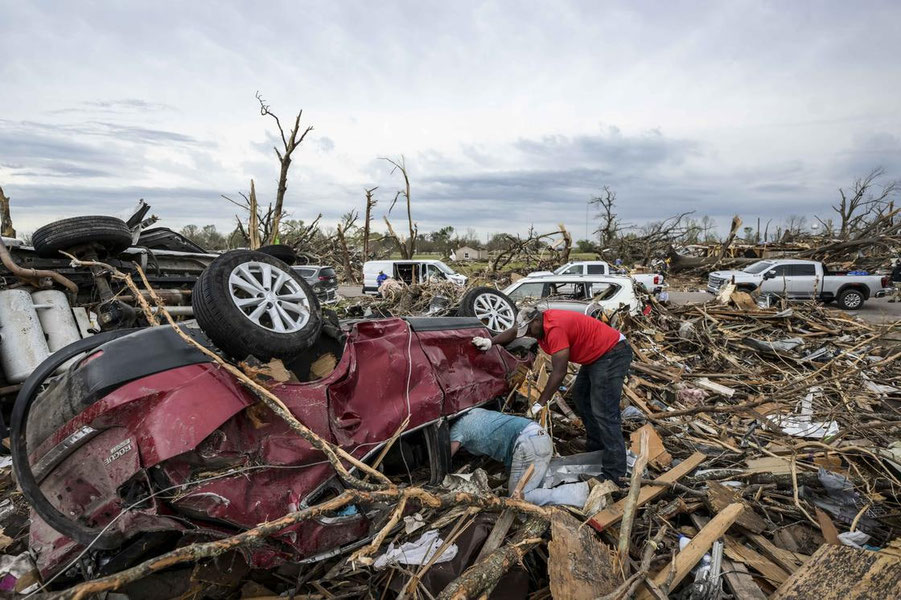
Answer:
[
  {"left": 11, "top": 251, "right": 532, "bottom": 582},
  {"left": 293, "top": 265, "right": 339, "bottom": 304}
]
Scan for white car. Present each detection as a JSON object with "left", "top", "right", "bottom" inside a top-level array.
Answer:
[
  {"left": 528, "top": 261, "right": 665, "bottom": 293},
  {"left": 362, "top": 259, "right": 467, "bottom": 295},
  {"left": 502, "top": 274, "right": 642, "bottom": 317}
]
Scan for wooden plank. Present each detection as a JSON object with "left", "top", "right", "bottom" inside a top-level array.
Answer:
[
  {"left": 772, "top": 544, "right": 901, "bottom": 599},
  {"left": 695, "top": 377, "right": 736, "bottom": 397},
  {"left": 725, "top": 536, "right": 792, "bottom": 585},
  {"left": 630, "top": 424, "right": 672, "bottom": 469},
  {"left": 547, "top": 512, "right": 618, "bottom": 600},
  {"left": 747, "top": 533, "right": 807, "bottom": 573},
  {"left": 636, "top": 503, "right": 744, "bottom": 600},
  {"left": 705, "top": 481, "right": 768, "bottom": 534},
  {"left": 475, "top": 510, "right": 515, "bottom": 563},
  {"left": 588, "top": 452, "right": 706, "bottom": 532},
  {"left": 624, "top": 384, "right": 655, "bottom": 415},
  {"left": 722, "top": 559, "right": 768, "bottom": 600},
  {"left": 745, "top": 456, "right": 792, "bottom": 475},
  {"left": 816, "top": 508, "right": 841, "bottom": 545}
]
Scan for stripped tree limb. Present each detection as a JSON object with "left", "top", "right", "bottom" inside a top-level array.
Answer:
[
  {"left": 57, "top": 488, "right": 554, "bottom": 599},
  {"left": 436, "top": 517, "right": 549, "bottom": 600}
]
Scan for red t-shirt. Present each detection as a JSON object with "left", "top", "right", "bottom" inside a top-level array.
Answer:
[{"left": 537, "top": 309, "right": 623, "bottom": 364}]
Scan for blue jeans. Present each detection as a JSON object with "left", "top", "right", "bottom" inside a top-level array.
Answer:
[
  {"left": 508, "top": 424, "right": 589, "bottom": 507},
  {"left": 507, "top": 423, "right": 552, "bottom": 496},
  {"left": 571, "top": 341, "right": 633, "bottom": 483}
]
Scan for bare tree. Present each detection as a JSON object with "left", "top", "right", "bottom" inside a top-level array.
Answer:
[
  {"left": 489, "top": 227, "right": 571, "bottom": 273},
  {"left": 627, "top": 211, "right": 694, "bottom": 264},
  {"left": 0, "top": 185, "right": 14, "bottom": 238},
  {"left": 832, "top": 167, "right": 899, "bottom": 240},
  {"left": 381, "top": 156, "right": 416, "bottom": 259},
  {"left": 362, "top": 186, "right": 378, "bottom": 259},
  {"left": 782, "top": 215, "right": 807, "bottom": 240},
  {"left": 590, "top": 186, "right": 619, "bottom": 247},
  {"left": 335, "top": 211, "right": 359, "bottom": 283},
  {"left": 256, "top": 91, "right": 313, "bottom": 245},
  {"left": 223, "top": 179, "right": 269, "bottom": 248}
]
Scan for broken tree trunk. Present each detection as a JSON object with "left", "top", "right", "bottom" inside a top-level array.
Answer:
[
  {"left": 248, "top": 180, "right": 261, "bottom": 249},
  {"left": 0, "top": 185, "right": 14, "bottom": 238},
  {"left": 362, "top": 186, "right": 377, "bottom": 259},
  {"left": 437, "top": 517, "right": 548, "bottom": 600}
]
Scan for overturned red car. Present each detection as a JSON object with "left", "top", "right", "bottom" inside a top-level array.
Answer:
[{"left": 11, "top": 251, "right": 530, "bottom": 582}]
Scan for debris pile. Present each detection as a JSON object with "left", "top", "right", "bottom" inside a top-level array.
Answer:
[{"left": 2, "top": 289, "right": 899, "bottom": 598}]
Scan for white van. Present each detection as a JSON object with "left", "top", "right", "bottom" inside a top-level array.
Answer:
[{"left": 362, "top": 259, "right": 467, "bottom": 295}]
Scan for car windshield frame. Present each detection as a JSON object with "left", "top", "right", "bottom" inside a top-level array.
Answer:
[
  {"left": 743, "top": 261, "right": 774, "bottom": 275},
  {"left": 434, "top": 262, "right": 455, "bottom": 275},
  {"left": 553, "top": 263, "right": 576, "bottom": 275}
]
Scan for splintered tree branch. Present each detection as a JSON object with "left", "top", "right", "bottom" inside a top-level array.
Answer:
[
  {"left": 57, "top": 488, "right": 553, "bottom": 599},
  {"left": 436, "top": 517, "right": 549, "bottom": 600}
]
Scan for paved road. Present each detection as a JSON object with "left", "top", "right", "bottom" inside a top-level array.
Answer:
[
  {"left": 341, "top": 285, "right": 900, "bottom": 325},
  {"left": 338, "top": 285, "right": 365, "bottom": 298},
  {"left": 668, "top": 290, "right": 901, "bottom": 325}
]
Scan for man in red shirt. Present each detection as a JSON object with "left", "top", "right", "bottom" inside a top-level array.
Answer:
[{"left": 472, "top": 307, "right": 632, "bottom": 484}]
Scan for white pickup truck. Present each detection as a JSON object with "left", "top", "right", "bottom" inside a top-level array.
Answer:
[
  {"left": 707, "top": 259, "right": 891, "bottom": 310},
  {"left": 529, "top": 261, "right": 665, "bottom": 293}
]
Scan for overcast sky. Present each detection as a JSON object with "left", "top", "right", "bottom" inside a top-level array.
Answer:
[{"left": 2, "top": 1, "right": 900, "bottom": 241}]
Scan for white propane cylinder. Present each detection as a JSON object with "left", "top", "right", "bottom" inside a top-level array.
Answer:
[
  {"left": 31, "top": 290, "right": 82, "bottom": 352},
  {"left": 0, "top": 289, "right": 51, "bottom": 383}
]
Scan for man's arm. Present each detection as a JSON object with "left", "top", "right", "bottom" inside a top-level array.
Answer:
[
  {"left": 536, "top": 348, "right": 569, "bottom": 407},
  {"left": 450, "top": 441, "right": 461, "bottom": 456},
  {"left": 490, "top": 326, "right": 518, "bottom": 347}
]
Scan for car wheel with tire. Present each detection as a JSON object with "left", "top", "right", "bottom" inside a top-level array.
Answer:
[
  {"left": 837, "top": 288, "right": 864, "bottom": 310},
  {"left": 192, "top": 251, "right": 321, "bottom": 360},
  {"left": 32, "top": 216, "right": 133, "bottom": 258},
  {"left": 256, "top": 244, "right": 297, "bottom": 265},
  {"left": 457, "top": 287, "right": 517, "bottom": 334}
]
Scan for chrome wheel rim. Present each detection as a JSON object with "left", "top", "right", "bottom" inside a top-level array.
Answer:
[
  {"left": 472, "top": 292, "right": 516, "bottom": 331},
  {"left": 228, "top": 261, "right": 311, "bottom": 333},
  {"left": 845, "top": 293, "right": 862, "bottom": 308}
]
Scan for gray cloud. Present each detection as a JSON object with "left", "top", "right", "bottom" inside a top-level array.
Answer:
[{"left": 1, "top": 1, "right": 899, "bottom": 240}]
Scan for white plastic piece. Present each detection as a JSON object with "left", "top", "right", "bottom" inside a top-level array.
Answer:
[
  {"left": 72, "top": 307, "right": 95, "bottom": 339},
  {"left": 31, "top": 290, "right": 81, "bottom": 352},
  {"left": 0, "top": 290, "right": 51, "bottom": 383}
]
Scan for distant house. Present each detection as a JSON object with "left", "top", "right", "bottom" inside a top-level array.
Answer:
[{"left": 456, "top": 246, "right": 487, "bottom": 261}]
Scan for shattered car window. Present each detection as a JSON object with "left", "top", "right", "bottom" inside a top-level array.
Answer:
[
  {"left": 508, "top": 282, "right": 545, "bottom": 301},
  {"left": 589, "top": 283, "right": 619, "bottom": 300}
]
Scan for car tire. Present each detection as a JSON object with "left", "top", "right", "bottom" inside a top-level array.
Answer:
[
  {"left": 32, "top": 216, "right": 133, "bottom": 258},
  {"left": 256, "top": 244, "right": 297, "bottom": 265},
  {"left": 457, "top": 286, "right": 518, "bottom": 334},
  {"left": 837, "top": 288, "right": 864, "bottom": 310},
  {"left": 192, "top": 250, "right": 321, "bottom": 360}
]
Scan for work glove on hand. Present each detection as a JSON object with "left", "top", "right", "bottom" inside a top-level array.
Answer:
[
  {"left": 526, "top": 402, "right": 543, "bottom": 419},
  {"left": 472, "top": 336, "right": 492, "bottom": 351}
]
